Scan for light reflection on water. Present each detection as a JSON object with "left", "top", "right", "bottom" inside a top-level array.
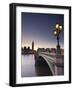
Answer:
[
  {"left": 21, "top": 54, "right": 37, "bottom": 77},
  {"left": 21, "top": 54, "right": 53, "bottom": 77}
]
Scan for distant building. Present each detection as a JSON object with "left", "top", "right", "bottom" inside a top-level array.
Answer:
[
  {"left": 61, "top": 49, "right": 64, "bottom": 54},
  {"left": 32, "top": 41, "right": 34, "bottom": 51},
  {"left": 28, "top": 46, "right": 30, "bottom": 50},
  {"left": 37, "top": 48, "right": 45, "bottom": 52},
  {"left": 46, "top": 48, "right": 51, "bottom": 52},
  {"left": 24, "top": 46, "right": 26, "bottom": 50},
  {"left": 21, "top": 47, "right": 24, "bottom": 54},
  {"left": 21, "top": 41, "right": 36, "bottom": 54},
  {"left": 51, "top": 48, "right": 56, "bottom": 53}
]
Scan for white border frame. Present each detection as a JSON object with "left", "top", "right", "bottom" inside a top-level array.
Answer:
[{"left": 16, "top": 6, "right": 69, "bottom": 84}]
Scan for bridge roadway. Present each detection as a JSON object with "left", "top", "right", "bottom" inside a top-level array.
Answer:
[{"left": 37, "top": 52, "right": 64, "bottom": 75}]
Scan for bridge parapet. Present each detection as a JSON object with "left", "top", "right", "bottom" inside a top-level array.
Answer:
[{"left": 35, "top": 52, "right": 64, "bottom": 76}]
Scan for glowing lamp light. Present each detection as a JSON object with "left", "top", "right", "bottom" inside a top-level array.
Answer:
[
  {"left": 59, "top": 25, "right": 62, "bottom": 30},
  {"left": 54, "top": 31, "right": 57, "bottom": 36},
  {"left": 53, "top": 23, "right": 63, "bottom": 49},
  {"left": 56, "top": 24, "right": 59, "bottom": 29}
]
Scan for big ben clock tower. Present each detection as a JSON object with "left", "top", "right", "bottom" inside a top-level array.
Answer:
[{"left": 32, "top": 41, "right": 34, "bottom": 51}]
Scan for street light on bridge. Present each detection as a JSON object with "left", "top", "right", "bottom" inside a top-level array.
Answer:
[{"left": 54, "top": 24, "right": 62, "bottom": 54}]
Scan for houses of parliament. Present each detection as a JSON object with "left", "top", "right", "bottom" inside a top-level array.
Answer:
[{"left": 21, "top": 41, "right": 35, "bottom": 54}]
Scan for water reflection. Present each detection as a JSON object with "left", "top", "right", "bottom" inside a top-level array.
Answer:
[
  {"left": 21, "top": 54, "right": 37, "bottom": 77},
  {"left": 21, "top": 54, "right": 52, "bottom": 77}
]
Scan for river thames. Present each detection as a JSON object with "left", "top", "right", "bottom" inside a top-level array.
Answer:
[{"left": 21, "top": 54, "right": 52, "bottom": 77}]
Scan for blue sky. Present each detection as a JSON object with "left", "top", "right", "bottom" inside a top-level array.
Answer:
[{"left": 21, "top": 12, "right": 64, "bottom": 50}]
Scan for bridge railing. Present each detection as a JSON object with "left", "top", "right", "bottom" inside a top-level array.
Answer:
[{"left": 35, "top": 51, "right": 64, "bottom": 75}]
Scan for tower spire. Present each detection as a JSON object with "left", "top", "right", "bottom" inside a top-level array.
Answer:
[{"left": 32, "top": 40, "right": 34, "bottom": 51}]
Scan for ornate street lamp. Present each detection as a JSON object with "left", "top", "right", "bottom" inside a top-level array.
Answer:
[{"left": 54, "top": 24, "right": 62, "bottom": 54}]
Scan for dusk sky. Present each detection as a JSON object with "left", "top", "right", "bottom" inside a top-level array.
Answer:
[{"left": 21, "top": 12, "right": 64, "bottom": 50}]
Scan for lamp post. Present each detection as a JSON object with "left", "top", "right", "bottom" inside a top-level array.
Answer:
[
  {"left": 54, "top": 24, "right": 64, "bottom": 75},
  {"left": 54, "top": 24, "right": 62, "bottom": 54}
]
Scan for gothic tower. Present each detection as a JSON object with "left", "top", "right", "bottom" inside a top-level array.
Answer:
[{"left": 32, "top": 41, "right": 34, "bottom": 51}]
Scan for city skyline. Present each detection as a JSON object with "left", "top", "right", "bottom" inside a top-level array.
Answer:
[{"left": 21, "top": 12, "right": 64, "bottom": 50}]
